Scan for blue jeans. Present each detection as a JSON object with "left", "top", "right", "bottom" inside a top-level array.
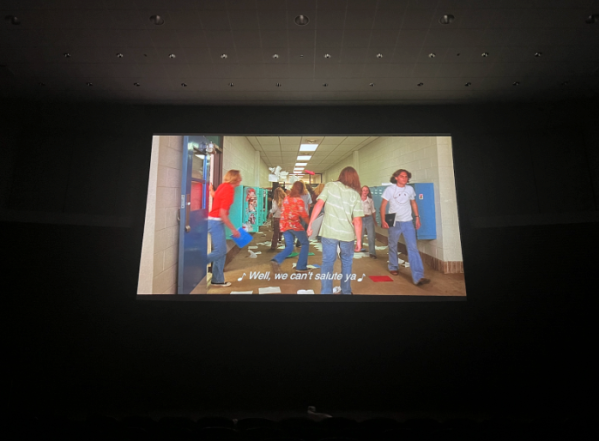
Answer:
[
  {"left": 207, "top": 219, "right": 227, "bottom": 284},
  {"left": 362, "top": 215, "right": 376, "bottom": 255},
  {"left": 388, "top": 221, "right": 424, "bottom": 284},
  {"left": 321, "top": 237, "right": 354, "bottom": 294},
  {"left": 272, "top": 229, "right": 310, "bottom": 270}
]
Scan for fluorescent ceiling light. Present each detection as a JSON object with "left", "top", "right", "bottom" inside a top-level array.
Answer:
[
  {"left": 299, "top": 144, "right": 318, "bottom": 151},
  {"left": 295, "top": 163, "right": 307, "bottom": 166},
  {"left": 297, "top": 155, "right": 312, "bottom": 161}
]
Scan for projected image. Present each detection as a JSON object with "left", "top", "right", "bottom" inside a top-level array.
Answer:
[{"left": 138, "top": 136, "right": 465, "bottom": 298}]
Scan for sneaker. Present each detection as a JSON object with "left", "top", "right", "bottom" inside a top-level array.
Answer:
[
  {"left": 415, "top": 278, "right": 430, "bottom": 286},
  {"left": 389, "top": 270, "right": 399, "bottom": 276},
  {"left": 360, "top": 248, "right": 367, "bottom": 253},
  {"left": 211, "top": 281, "right": 232, "bottom": 287},
  {"left": 295, "top": 268, "right": 309, "bottom": 273},
  {"left": 270, "top": 260, "right": 281, "bottom": 274},
  {"left": 370, "top": 254, "right": 377, "bottom": 259}
]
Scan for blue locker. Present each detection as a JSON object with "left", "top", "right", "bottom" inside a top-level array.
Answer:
[{"left": 410, "top": 183, "right": 436, "bottom": 240}]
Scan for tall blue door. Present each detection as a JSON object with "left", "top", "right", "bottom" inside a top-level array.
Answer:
[{"left": 177, "top": 136, "right": 210, "bottom": 294}]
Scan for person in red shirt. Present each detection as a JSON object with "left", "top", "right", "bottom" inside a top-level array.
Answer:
[
  {"left": 207, "top": 170, "right": 242, "bottom": 287},
  {"left": 270, "top": 181, "right": 310, "bottom": 274}
]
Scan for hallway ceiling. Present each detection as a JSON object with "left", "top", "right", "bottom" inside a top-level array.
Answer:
[
  {"left": 1, "top": 0, "right": 598, "bottom": 105},
  {"left": 248, "top": 135, "right": 378, "bottom": 173}
]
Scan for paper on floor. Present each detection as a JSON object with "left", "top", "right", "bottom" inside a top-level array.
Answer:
[
  {"left": 248, "top": 251, "right": 257, "bottom": 258},
  {"left": 297, "top": 289, "right": 314, "bottom": 294},
  {"left": 230, "top": 291, "right": 253, "bottom": 294},
  {"left": 248, "top": 246, "right": 258, "bottom": 249},
  {"left": 259, "top": 286, "right": 282, "bottom": 294},
  {"left": 375, "top": 246, "right": 388, "bottom": 250},
  {"left": 333, "top": 286, "right": 341, "bottom": 293}
]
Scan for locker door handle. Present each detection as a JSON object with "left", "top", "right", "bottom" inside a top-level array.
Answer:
[{"left": 184, "top": 194, "right": 191, "bottom": 232}]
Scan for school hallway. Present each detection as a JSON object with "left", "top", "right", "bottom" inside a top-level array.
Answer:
[{"left": 202, "top": 222, "right": 466, "bottom": 296}]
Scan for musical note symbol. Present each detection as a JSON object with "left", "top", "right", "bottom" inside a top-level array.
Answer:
[
  {"left": 357, "top": 274, "right": 366, "bottom": 282},
  {"left": 237, "top": 273, "right": 246, "bottom": 281}
]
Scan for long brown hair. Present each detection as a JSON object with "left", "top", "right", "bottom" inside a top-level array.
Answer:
[
  {"left": 337, "top": 166, "right": 361, "bottom": 193},
  {"left": 362, "top": 185, "right": 372, "bottom": 199},
  {"left": 313, "top": 183, "right": 325, "bottom": 196},
  {"left": 273, "top": 187, "right": 285, "bottom": 205},
  {"left": 390, "top": 169, "right": 412, "bottom": 183},
  {"left": 289, "top": 181, "right": 304, "bottom": 198}
]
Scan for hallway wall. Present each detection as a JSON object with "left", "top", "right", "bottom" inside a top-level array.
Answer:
[{"left": 223, "top": 136, "right": 270, "bottom": 188}]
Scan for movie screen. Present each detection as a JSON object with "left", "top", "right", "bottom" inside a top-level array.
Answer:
[{"left": 137, "top": 135, "right": 465, "bottom": 299}]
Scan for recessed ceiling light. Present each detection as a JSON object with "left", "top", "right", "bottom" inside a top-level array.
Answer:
[
  {"left": 324, "top": 54, "right": 331, "bottom": 59},
  {"left": 5, "top": 15, "right": 20, "bottom": 25},
  {"left": 64, "top": 52, "right": 71, "bottom": 58},
  {"left": 418, "top": 82, "right": 424, "bottom": 86},
  {"left": 513, "top": 81, "right": 520, "bottom": 86},
  {"left": 276, "top": 82, "right": 281, "bottom": 87},
  {"left": 150, "top": 15, "right": 164, "bottom": 25},
  {"left": 534, "top": 52, "right": 542, "bottom": 57},
  {"left": 369, "top": 83, "right": 375, "bottom": 87},
  {"left": 428, "top": 53, "right": 436, "bottom": 58},
  {"left": 272, "top": 54, "right": 279, "bottom": 59},
  {"left": 295, "top": 163, "right": 308, "bottom": 166},
  {"left": 323, "top": 83, "right": 328, "bottom": 87},
  {"left": 439, "top": 14, "right": 454, "bottom": 24},
  {"left": 481, "top": 52, "right": 489, "bottom": 57},
  {"left": 116, "top": 53, "right": 124, "bottom": 58},
  {"left": 376, "top": 53, "right": 383, "bottom": 58},
  {"left": 181, "top": 83, "right": 187, "bottom": 87},
  {"left": 465, "top": 82, "right": 471, "bottom": 86},
  {"left": 585, "top": 14, "right": 598, "bottom": 24},
  {"left": 299, "top": 54, "right": 304, "bottom": 58},
  {"left": 38, "top": 82, "right": 45, "bottom": 86},
  {"left": 86, "top": 82, "right": 93, "bottom": 86},
  {"left": 168, "top": 53, "right": 176, "bottom": 58},
  {"left": 221, "top": 53, "right": 228, "bottom": 59},
  {"left": 134, "top": 82, "right": 140, "bottom": 87},
  {"left": 297, "top": 155, "right": 311, "bottom": 161},
  {"left": 456, "top": 53, "right": 460, "bottom": 56},
  {"left": 295, "top": 15, "right": 309, "bottom": 26},
  {"left": 561, "top": 81, "right": 568, "bottom": 86},
  {"left": 299, "top": 144, "right": 318, "bottom": 151},
  {"left": 229, "top": 82, "right": 234, "bottom": 87}
]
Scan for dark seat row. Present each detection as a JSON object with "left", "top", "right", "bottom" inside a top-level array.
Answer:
[{"left": 9, "top": 414, "right": 595, "bottom": 441}]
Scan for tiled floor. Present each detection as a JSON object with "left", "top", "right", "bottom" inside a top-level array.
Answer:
[{"left": 202, "top": 223, "right": 466, "bottom": 297}]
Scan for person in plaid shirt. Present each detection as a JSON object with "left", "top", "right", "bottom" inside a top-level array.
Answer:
[{"left": 270, "top": 181, "right": 310, "bottom": 274}]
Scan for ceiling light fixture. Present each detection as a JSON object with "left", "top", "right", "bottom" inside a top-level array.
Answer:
[
  {"left": 465, "top": 82, "right": 471, "bottom": 86},
  {"left": 38, "top": 82, "right": 45, "bottom": 86},
  {"left": 534, "top": 52, "right": 542, "bottom": 57},
  {"left": 295, "top": 163, "right": 308, "bottom": 166},
  {"left": 297, "top": 155, "right": 312, "bottom": 161},
  {"left": 418, "top": 82, "right": 423, "bottom": 86},
  {"left": 295, "top": 15, "right": 309, "bottom": 26},
  {"left": 5, "top": 15, "right": 20, "bottom": 25},
  {"left": 561, "top": 81, "right": 568, "bottom": 86},
  {"left": 150, "top": 15, "right": 164, "bottom": 25},
  {"left": 369, "top": 83, "right": 375, "bottom": 87},
  {"left": 513, "top": 81, "right": 520, "bottom": 86},
  {"left": 428, "top": 53, "right": 436, "bottom": 58},
  {"left": 299, "top": 144, "right": 318, "bottom": 151},
  {"left": 86, "top": 82, "right": 93, "bottom": 86},
  {"left": 63, "top": 53, "right": 71, "bottom": 58},
  {"left": 116, "top": 53, "right": 124, "bottom": 58},
  {"left": 272, "top": 54, "right": 279, "bottom": 59},
  {"left": 481, "top": 52, "right": 489, "bottom": 57},
  {"left": 376, "top": 53, "right": 383, "bottom": 58},
  {"left": 134, "top": 82, "right": 140, "bottom": 87},
  {"left": 229, "top": 82, "right": 234, "bottom": 87},
  {"left": 323, "top": 83, "right": 328, "bottom": 87},
  {"left": 276, "top": 82, "right": 281, "bottom": 87},
  {"left": 168, "top": 53, "right": 176, "bottom": 58},
  {"left": 324, "top": 54, "right": 331, "bottom": 58},
  {"left": 221, "top": 53, "right": 228, "bottom": 59},
  {"left": 585, "top": 14, "right": 598, "bottom": 24},
  {"left": 456, "top": 53, "right": 460, "bottom": 56},
  {"left": 181, "top": 83, "right": 187, "bottom": 87},
  {"left": 439, "top": 14, "right": 454, "bottom": 25}
]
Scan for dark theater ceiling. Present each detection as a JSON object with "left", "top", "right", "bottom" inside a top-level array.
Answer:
[{"left": 1, "top": 0, "right": 598, "bottom": 105}]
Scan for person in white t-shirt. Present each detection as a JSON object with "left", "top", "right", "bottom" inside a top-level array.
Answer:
[{"left": 380, "top": 169, "right": 430, "bottom": 286}]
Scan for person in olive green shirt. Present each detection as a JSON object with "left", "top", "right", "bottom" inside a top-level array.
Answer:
[{"left": 307, "top": 167, "right": 363, "bottom": 294}]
